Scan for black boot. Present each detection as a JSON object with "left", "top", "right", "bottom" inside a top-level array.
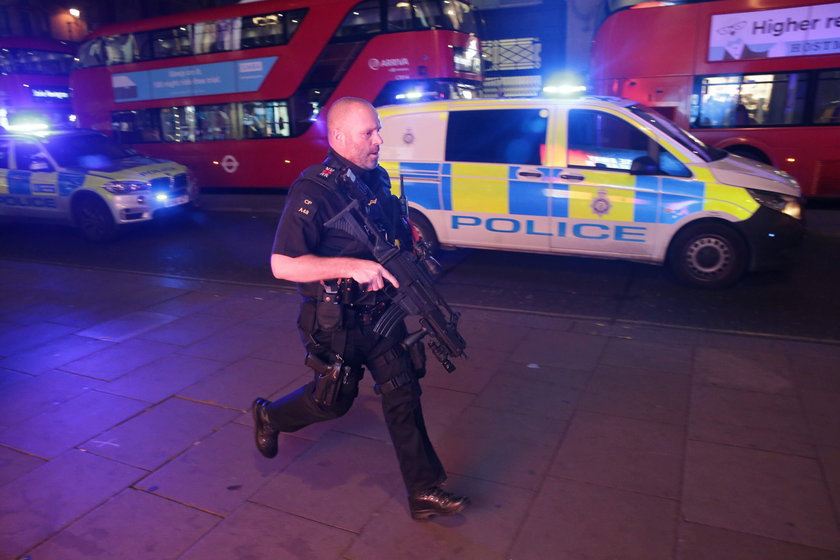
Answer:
[
  {"left": 251, "top": 398, "right": 279, "bottom": 458},
  {"left": 408, "top": 486, "right": 470, "bottom": 520}
]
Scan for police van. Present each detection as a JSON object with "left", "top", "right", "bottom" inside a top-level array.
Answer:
[
  {"left": 0, "top": 129, "right": 198, "bottom": 241},
  {"left": 377, "top": 97, "right": 804, "bottom": 288}
]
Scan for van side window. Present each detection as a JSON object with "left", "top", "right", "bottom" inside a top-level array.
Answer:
[
  {"left": 446, "top": 108, "right": 547, "bottom": 165},
  {"left": 567, "top": 109, "right": 649, "bottom": 171},
  {"left": 14, "top": 142, "right": 41, "bottom": 170}
]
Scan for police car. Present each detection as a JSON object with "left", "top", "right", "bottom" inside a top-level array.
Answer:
[
  {"left": 0, "top": 129, "right": 198, "bottom": 240},
  {"left": 377, "top": 97, "right": 804, "bottom": 288}
]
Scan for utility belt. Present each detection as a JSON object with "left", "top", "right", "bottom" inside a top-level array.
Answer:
[
  {"left": 301, "top": 279, "right": 424, "bottom": 406},
  {"left": 308, "top": 278, "right": 390, "bottom": 332}
]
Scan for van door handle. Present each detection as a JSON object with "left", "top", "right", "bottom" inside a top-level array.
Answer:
[
  {"left": 517, "top": 171, "right": 543, "bottom": 178},
  {"left": 559, "top": 173, "right": 585, "bottom": 181}
]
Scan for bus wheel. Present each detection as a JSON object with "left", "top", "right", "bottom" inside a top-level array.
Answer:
[
  {"left": 726, "top": 145, "right": 771, "bottom": 165},
  {"left": 668, "top": 223, "right": 747, "bottom": 289},
  {"left": 73, "top": 194, "right": 117, "bottom": 241},
  {"left": 409, "top": 209, "right": 439, "bottom": 253}
]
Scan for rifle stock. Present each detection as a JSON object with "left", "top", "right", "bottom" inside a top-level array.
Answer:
[{"left": 324, "top": 199, "right": 466, "bottom": 372}]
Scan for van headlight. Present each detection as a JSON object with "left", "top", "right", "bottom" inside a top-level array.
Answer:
[
  {"left": 101, "top": 181, "right": 150, "bottom": 194},
  {"left": 747, "top": 188, "right": 802, "bottom": 220}
]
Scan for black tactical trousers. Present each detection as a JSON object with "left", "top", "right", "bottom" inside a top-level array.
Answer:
[{"left": 264, "top": 312, "right": 446, "bottom": 494}]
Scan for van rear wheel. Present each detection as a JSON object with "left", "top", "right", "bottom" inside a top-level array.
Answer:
[
  {"left": 73, "top": 194, "right": 117, "bottom": 241},
  {"left": 668, "top": 223, "right": 747, "bottom": 289}
]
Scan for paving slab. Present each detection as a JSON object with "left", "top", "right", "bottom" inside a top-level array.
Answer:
[
  {"left": 577, "top": 364, "right": 691, "bottom": 426},
  {"left": 436, "top": 404, "right": 566, "bottom": 491},
  {"left": 550, "top": 410, "right": 684, "bottom": 498},
  {"left": 178, "top": 356, "right": 308, "bottom": 410},
  {"left": 508, "top": 329, "right": 608, "bottom": 370},
  {"left": 693, "top": 346, "right": 794, "bottom": 394},
  {"left": 77, "top": 310, "right": 178, "bottom": 342},
  {"left": 79, "top": 397, "right": 239, "bottom": 470},
  {"left": 472, "top": 364, "right": 583, "bottom": 421},
  {"left": 98, "top": 353, "right": 225, "bottom": 403},
  {"left": 801, "top": 389, "right": 840, "bottom": 447},
  {"left": 0, "top": 333, "right": 112, "bottom": 375},
  {"left": 250, "top": 431, "right": 405, "bottom": 533},
  {"left": 138, "top": 423, "right": 313, "bottom": 516},
  {"left": 61, "top": 338, "right": 180, "bottom": 381},
  {"left": 677, "top": 521, "right": 840, "bottom": 560},
  {"left": 0, "top": 445, "right": 45, "bottom": 487},
  {"left": 27, "top": 489, "right": 220, "bottom": 560},
  {"left": 348, "top": 474, "right": 532, "bottom": 560},
  {"left": 509, "top": 476, "right": 678, "bottom": 560},
  {"left": 600, "top": 336, "right": 695, "bottom": 375},
  {"left": 689, "top": 384, "right": 815, "bottom": 456},
  {"left": 178, "top": 322, "right": 284, "bottom": 363},
  {"left": 139, "top": 311, "right": 245, "bottom": 346},
  {"left": 0, "top": 449, "right": 144, "bottom": 559},
  {"left": 683, "top": 440, "right": 840, "bottom": 551},
  {"left": 0, "top": 370, "right": 104, "bottom": 427},
  {"left": 179, "top": 501, "right": 355, "bottom": 560},
  {"left": 0, "top": 322, "right": 78, "bottom": 357},
  {"left": 0, "top": 390, "right": 149, "bottom": 459}
]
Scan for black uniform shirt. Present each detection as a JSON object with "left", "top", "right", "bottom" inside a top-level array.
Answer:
[{"left": 272, "top": 150, "right": 406, "bottom": 296}]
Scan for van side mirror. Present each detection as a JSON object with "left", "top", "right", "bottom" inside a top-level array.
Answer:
[
  {"left": 30, "top": 155, "right": 53, "bottom": 172},
  {"left": 630, "top": 155, "right": 660, "bottom": 175}
]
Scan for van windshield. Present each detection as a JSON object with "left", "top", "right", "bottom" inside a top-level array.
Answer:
[{"left": 628, "top": 104, "right": 727, "bottom": 162}]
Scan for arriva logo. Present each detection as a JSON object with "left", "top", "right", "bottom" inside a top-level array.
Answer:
[{"left": 368, "top": 57, "right": 410, "bottom": 70}]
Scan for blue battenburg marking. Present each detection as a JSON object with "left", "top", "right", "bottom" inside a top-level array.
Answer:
[
  {"left": 550, "top": 183, "right": 569, "bottom": 218},
  {"left": 661, "top": 177, "right": 704, "bottom": 198},
  {"left": 8, "top": 171, "right": 31, "bottom": 195},
  {"left": 441, "top": 163, "right": 452, "bottom": 211},
  {"left": 658, "top": 178, "right": 704, "bottom": 224},
  {"left": 58, "top": 173, "right": 86, "bottom": 196},
  {"left": 404, "top": 180, "right": 440, "bottom": 210},
  {"left": 509, "top": 180, "right": 549, "bottom": 216},
  {"left": 660, "top": 194, "right": 703, "bottom": 224},
  {"left": 633, "top": 176, "right": 659, "bottom": 223}
]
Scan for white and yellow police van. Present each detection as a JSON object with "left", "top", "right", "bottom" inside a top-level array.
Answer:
[
  {"left": 0, "top": 128, "right": 198, "bottom": 241},
  {"left": 378, "top": 97, "right": 804, "bottom": 288}
]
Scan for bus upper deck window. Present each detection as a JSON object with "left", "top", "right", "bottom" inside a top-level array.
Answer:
[{"left": 336, "top": 0, "right": 383, "bottom": 38}]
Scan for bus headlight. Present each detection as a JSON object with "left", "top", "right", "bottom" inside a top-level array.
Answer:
[
  {"left": 102, "top": 181, "right": 150, "bottom": 194},
  {"left": 747, "top": 189, "right": 802, "bottom": 220}
]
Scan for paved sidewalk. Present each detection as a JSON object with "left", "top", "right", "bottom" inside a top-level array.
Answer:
[{"left": 1, "top": 258, "right": 839, "bottom": 560}]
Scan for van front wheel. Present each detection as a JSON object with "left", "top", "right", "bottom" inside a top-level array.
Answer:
[
  {"left": 409, "top": 210, "right": 439, "bottom": 254},
  {"left": 668, "top": 223, "right": 747, "bottom": 289}
]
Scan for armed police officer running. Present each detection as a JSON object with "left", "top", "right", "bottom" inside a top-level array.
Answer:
[{"left": 251, "top": 97, "right": 469, "bottom": 520}]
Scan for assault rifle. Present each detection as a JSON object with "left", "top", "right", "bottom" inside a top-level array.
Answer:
[{"left": 323, "top": 190, "right": 466, "bottom": 373}]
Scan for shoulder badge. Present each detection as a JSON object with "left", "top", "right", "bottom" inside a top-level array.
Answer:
[{"left": 319, "top": 166, "right": 336, "bottom": 179}]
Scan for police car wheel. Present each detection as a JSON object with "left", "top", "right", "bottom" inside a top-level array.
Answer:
[
  {"left": 409, "top": 210, "right": 439, "bottom": 254},
  {"left": 73, "top": 195, "right": 117, "bottom": 242},
  {"left": 668, "top": 223, "right": 747, "bottom": 289}
]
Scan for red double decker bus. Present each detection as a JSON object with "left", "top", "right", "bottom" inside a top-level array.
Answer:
[
  {"left": 70, "top": 0, "right": 482, "bottom": 190},
  {"left": 0, "top": 37, "right": 76, "bottom": 132},
  {"left": 591, "top": 0, "right": 840, "bottom": 198}
]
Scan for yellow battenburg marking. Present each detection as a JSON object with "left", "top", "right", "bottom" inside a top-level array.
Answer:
[
  {"left": 568, "top": 184, "right": 636, "bottom": 221},
  {"left": 450, "top": 163, "right": 508, "bottom": 213},
  {"left": 703, "top": 183, "right": 759, "bottom": 221},
  {"left": 381, "top": 161, "right": 399, "bottom": 177},
  {"left": 690, "top": 167, "right": 716, "bottom": 183}
]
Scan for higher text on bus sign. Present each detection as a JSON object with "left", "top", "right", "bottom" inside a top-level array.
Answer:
[{"left": 709, "top": 2, "right": 840, "bottom": 61}]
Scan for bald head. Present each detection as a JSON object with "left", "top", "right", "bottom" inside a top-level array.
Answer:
[{"left": 326, "top": 97, "right": 383, "bottom": 170}]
